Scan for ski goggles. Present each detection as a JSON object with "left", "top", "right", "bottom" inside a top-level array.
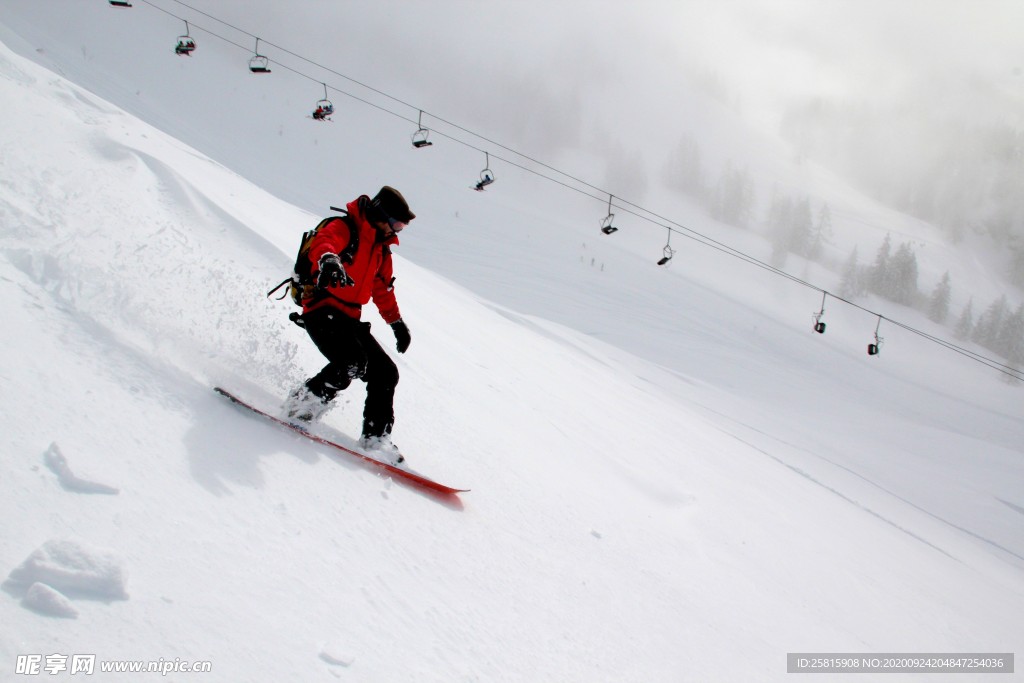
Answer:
[{"left": 375, "top": 202, "right": 408, "bottom": 232}]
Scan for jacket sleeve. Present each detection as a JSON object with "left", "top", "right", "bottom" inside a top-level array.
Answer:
[
  {"left": 371, "top": 248, "right": 402, "bottom": 324},
  {"left": 308, "top": 218, "right": 351, "bottom": 277}
]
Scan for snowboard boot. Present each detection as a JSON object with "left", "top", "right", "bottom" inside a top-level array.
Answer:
[
  {"left": 282, "top": 384, "right": 333, "bottom": 425},
  {"left": 358, "top": 434, "right": 405, "bottom": 466}
]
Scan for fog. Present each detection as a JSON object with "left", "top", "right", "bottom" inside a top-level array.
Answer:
[
  {"left": 220, "top": 0, "right": 1024, "bottom": 248},
  {"left": 4, "top": 0, "right": 1023, "bottom": 281}
]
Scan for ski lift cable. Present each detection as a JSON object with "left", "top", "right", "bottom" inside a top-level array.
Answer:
[
  {"left": 135, "top": 1, "right": 432, "bottom": 128},
  {"left": 128, "top": 0, "right": 1009, "bottom": 310},
  {"left": 145, "top": 1, "right": 824, "bottom": 286},
  {"left": 152, "top": 0, "right": 707, "bottom": 224},
  {"left": 134, "top": 4, "right": 626, "bottom": 199},
  {"left": 133, "top": 1, "right": 896, "bottom": 286},
  {"left": 156, "top": 0, "right": 424, "bottom": 112},
  {"left": 135, "top": 3, "right": 1024, "bottom": 382},
  {"left": 131, "top": 0, "right": 1024, "bottom": 382},
  {"left": 148, "top": 0, "right": 678, "bottom": 206},
  {"left": 820, "top": 291, "right": 1020, "bottom": 374}
]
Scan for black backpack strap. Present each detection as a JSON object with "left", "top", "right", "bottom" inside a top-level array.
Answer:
[
  {"left": 267, "top": 277, "right": 292, "bottom": 299},
  {"left": 337, "top": 215, "right": 360, "bottom": 265}
]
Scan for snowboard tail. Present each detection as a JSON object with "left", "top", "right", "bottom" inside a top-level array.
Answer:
[{"left": 214, "top": 387, "right": 469, "bottom": 495}]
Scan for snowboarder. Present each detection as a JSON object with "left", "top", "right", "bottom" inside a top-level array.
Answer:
[{"left": 283, "top": 187, "right": 415, "bottom": 464}]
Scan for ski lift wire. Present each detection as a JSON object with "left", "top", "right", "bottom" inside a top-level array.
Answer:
[
  {"left": 130, "top": 0, "right": 1024, "bottom": 382},
  {"left": 130, "top": 2, "right": 906, "bottom": 288}
]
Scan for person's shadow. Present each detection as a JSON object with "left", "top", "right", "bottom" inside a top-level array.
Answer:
[{"left": 184, "top": 385, "right": 463, "bottom": 510}]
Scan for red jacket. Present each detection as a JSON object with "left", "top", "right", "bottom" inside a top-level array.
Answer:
[{"left": 303, "top": 197, "right": 402, "bottom": 323}]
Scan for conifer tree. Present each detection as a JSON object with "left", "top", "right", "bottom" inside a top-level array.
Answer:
[
  {"left": 711, "top": 161, "right": 755, "bottom": 229},
  {"left": 973, "top": 295, "right": 1008, "bottom": 350},
  {"left": 869, "top": 234, "right": 891, "bottom": 297},
  {"left": 994, "top": 303, "right": 1024, "bottom": 359},
  {"left": 807, "top": 203, "right": 833, "bottom": 262},
  {"left": 790, "top": 197, "right": 814, "bottom": 258},
  {"left": 953, "top": 297, "right": 974, "bottom": 341},
  {"left": 888, "top": 242, "right": 919, "bottom": 305},
  {"left": 838, "top": 246, "right": 862, "bottom": 298},
  {"left": 665, "top": 134, "right": 704, "bottom": 197},
  {"left": 927, "top": 272, "right": 952, "bottom": 324},
  {"left": 1002, "top": 305, "right": 1024, "bottom": 386}
]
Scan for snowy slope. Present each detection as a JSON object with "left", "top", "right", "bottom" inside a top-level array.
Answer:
[{"left": 1, "top": 14, "right": 1023, "bottom": 683}]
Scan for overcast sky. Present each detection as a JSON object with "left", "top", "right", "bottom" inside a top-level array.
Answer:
[
  {"left": 267, "top": 0, "right": 1024, "bottom": 134},
  {"left": 5, "top": 0, "right": 1021, "bottom": 232}
]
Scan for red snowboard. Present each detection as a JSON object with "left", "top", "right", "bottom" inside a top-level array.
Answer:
[{"left": 215, "top": 388, "right": 469, "bottom": 496}]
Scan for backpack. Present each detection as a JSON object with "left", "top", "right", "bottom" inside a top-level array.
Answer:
[{"left": 267, "top": 210, "right": 360, "bottom": 307}]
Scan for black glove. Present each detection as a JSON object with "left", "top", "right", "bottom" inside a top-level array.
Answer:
[
  {"left": 391, "top": 319, "right": 411, "bottom": 354},
  {"left": 316, "top": 253, "right": 354, "bottom": 289}
]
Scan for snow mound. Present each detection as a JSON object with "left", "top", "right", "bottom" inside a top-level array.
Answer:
[
  {"left": 7, "top": 539, "right": 128, "bottom": 600},
  {"left": 43, "top": 443, "right": 119, "bottom": 495},
  {"left": 22, "top": 582, "right": 78, "bottom": 618}
]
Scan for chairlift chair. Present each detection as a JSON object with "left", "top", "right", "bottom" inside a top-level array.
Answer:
[
  {"left": 312, "top": 84, "right": 333, "bottom": 120},
  {"left": 474, "top": 153, "right": 494, "bottom": 191},
  {"left": 175, "top": 37, "right": 196, "bottom": 55},
  {"left": 475, "top": 170, "right": 494, "bottom": 191},
  {"left": 411, "top": 111, "right": 432, "bottom": 148},
  {"left": 813, "top": 292, "right": 827, "bottom": 333},
  {"left": 600, "top": 194, "right": 618, "bottom": 235},
  {"left": 657, "top": 228, "right": 674, "bottom": 266},
  {"left": 867, "top": 316, "right": 883, "bottom": 355},
  {"left": 175, "top": 23, "right": 195, "bottom": 56},
  {"left": 312, "top": 102, "right": 334, "bottom": 120},
  {"left": 109, "top": 0, "right": 132, "bottom": 6},
  {"left": 249, "top": 38, "right": 271, "bottom": 73},
  {"left": 249, "top": 55, "right": 270, "bottom": 73},
  {"left": 412, "top": 130, "right": 432, "bottom": 148}
]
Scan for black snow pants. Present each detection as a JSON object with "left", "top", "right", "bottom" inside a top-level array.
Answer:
[{"left": 302, "top": 306, "right": 399, "bottom": 438}]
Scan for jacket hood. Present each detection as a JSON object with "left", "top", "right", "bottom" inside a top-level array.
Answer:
[{"left": 349, "top": 197, "right": 400, "bottom": 247}]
